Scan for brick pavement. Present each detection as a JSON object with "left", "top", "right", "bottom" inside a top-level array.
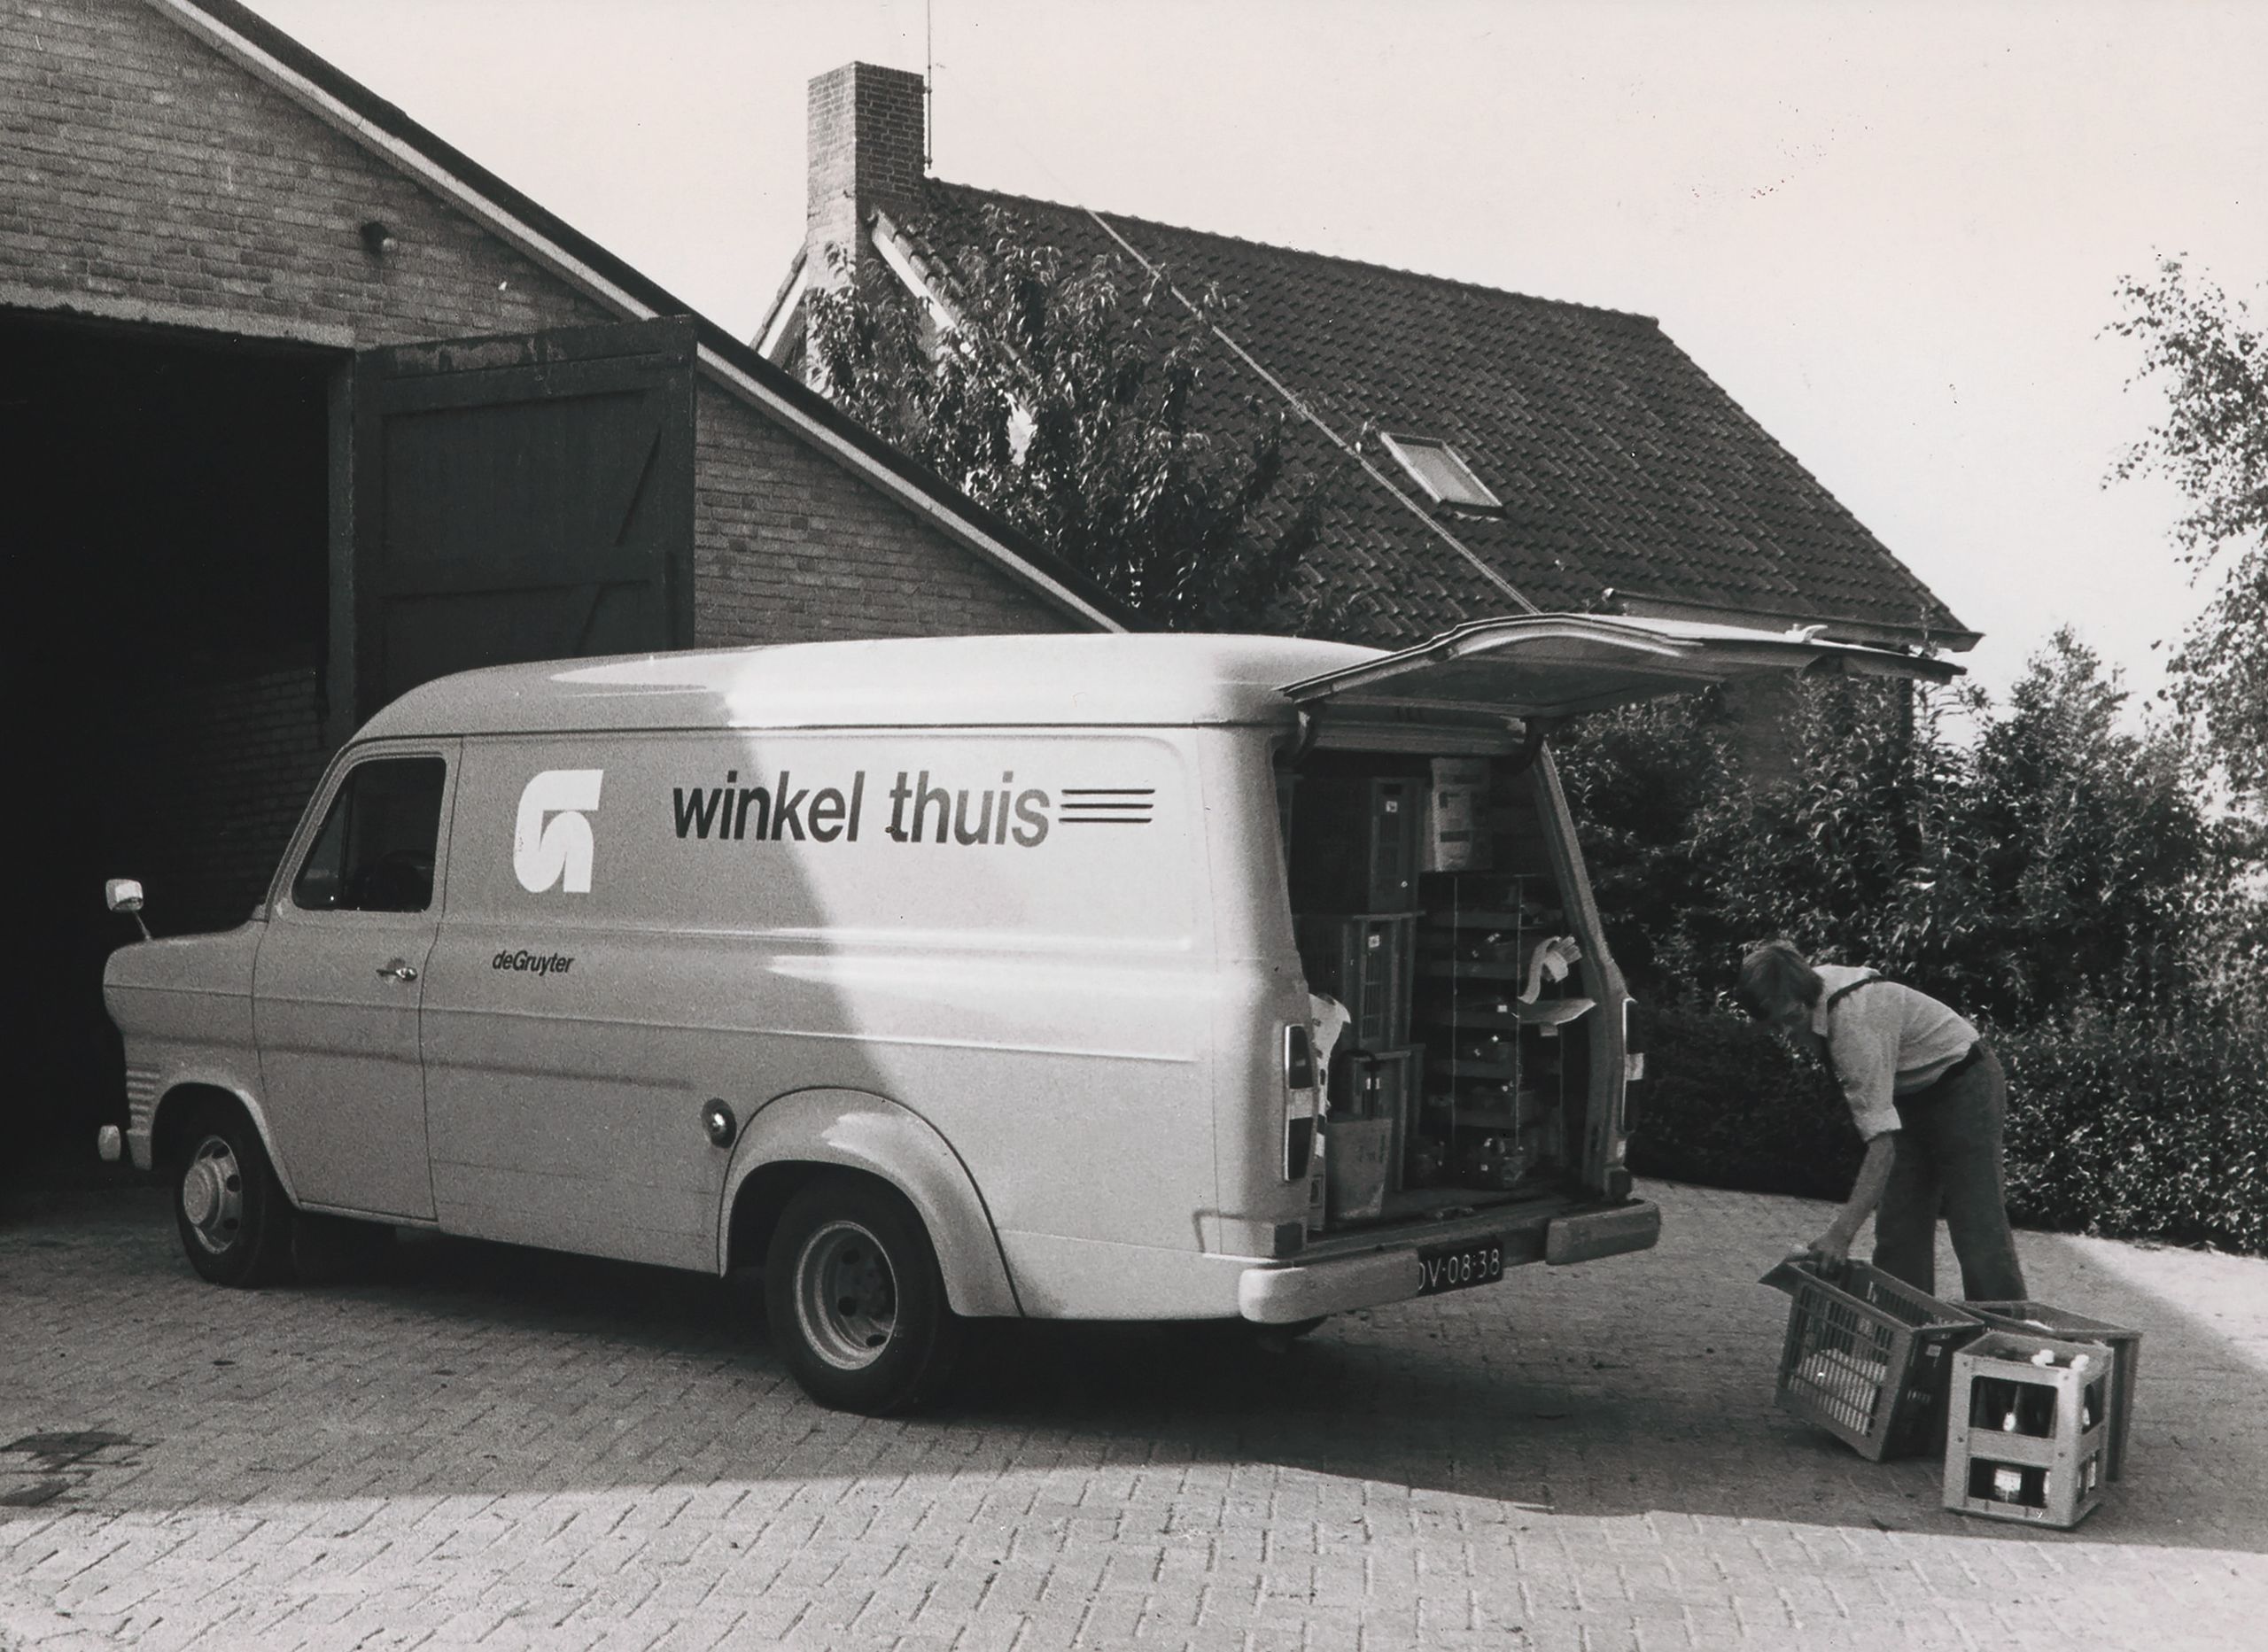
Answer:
[{"left": 4, "top": 1180, "right": 2264, "bottom": 1650}]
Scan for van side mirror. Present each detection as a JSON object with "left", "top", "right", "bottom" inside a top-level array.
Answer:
[{"left": 105, "top": 878, "right": 152, "bottom": 941}]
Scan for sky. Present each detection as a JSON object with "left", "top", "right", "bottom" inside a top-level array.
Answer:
[{"left": 247, "top": 0, "right": 2267, "bottom": 724}]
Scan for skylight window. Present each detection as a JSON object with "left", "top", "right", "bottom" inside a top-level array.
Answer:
[{"left": 1379, "top": 433, "right": 1503, "bottom": 512}]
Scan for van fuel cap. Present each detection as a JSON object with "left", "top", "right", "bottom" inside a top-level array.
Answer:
[{"left": 701, "top": 1098, "right": 736, "bottom": 1148}]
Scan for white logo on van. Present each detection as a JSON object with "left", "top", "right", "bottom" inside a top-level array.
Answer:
[{"left": 514, "top": 770, "right": 605, "bottom": 893}]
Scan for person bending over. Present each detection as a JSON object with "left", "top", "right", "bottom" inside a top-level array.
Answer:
[{"left": 1737, "top": 941, "right": 2025, "bottom": 1300}]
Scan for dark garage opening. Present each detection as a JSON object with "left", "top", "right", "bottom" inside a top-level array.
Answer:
[{"left": 2, "top": 313, "right": 336, "bottom": 1175}]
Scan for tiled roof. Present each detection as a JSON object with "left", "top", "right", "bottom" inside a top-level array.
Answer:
[{"left": 892, "top": 181, "right": 1971, "bottom": 648}]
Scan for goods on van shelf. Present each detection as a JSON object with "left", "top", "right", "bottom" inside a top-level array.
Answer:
[
  {"left": 1455, "top": 1133, "right": 1526, "bottom": 1191},
  {"left": 1523, "top": 996, "right": 1596, "bottom": 1028},
  {"left": 1292, "top": 789, "right": 1587, "bottom": 1209},
  {"left": 1324, "top": 1117, "right": 1394, "bottom": 1221},
  {"left": 1288, "top": 774, "right": 1423, "bottom": 912},
  {"left": 1426, "top": 756, "right": 1494, "bottom": 873},
  {"left": 1293, "top": 913, "right": 1418, "bottom": 1053},
  {"left": 1459, "top": 931, "right": 1521, "bottom": 963},
  {"left": 1396, "top": 865, "right": 1594, "bottom": 1200},
  {"left": 1516, "top": 935, "right": 1583, "bottom": 1003}
]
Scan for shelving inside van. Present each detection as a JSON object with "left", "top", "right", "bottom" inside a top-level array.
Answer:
[{"left": 1283, "top": 746, "right": 1601, "bottom": 1232}]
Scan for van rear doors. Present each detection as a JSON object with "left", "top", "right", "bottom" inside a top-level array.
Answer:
[{"left": 1278, "top": 613, "right": 1957, "bottom": 724}]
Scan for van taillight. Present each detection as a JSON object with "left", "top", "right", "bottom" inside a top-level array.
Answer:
[
  {"left": 1285, "top": 1116, "right": 1315, "bottom": 1182},
  {"left": 1283, "top": 1022, "right": 1317, "bottom": 1180}
]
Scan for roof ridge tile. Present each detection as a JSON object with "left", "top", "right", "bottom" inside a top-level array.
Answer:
[{"left": 924, "top": 179, "right": 1664, "bottom": 329}]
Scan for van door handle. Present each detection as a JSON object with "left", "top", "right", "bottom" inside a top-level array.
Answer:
[{"left": 377, "top": 960, "right": 418, "bottom": 982}]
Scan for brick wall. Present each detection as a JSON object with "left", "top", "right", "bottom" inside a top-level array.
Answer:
[
  {"left": 693, "top": 388, "right": 1063, "bottom": 645},
  {"left": 0, "top": 3, "right": 614, "bottom": 346}
]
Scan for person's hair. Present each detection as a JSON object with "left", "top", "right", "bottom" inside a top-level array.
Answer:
[{"left": 1737, "top": 941, "right": 1822, "bottom": 1020}]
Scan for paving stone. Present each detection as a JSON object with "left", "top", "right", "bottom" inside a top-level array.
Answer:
[{"left": 4, "top": 1181, "right": 2265, "bottom": 1650}]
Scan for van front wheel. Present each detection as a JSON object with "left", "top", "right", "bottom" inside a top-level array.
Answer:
[
  {"left": 766, "top": 1175, "right": 963, "bottom": 1415},
  {"left": 174, "top": 1107, "right": 291, "bottom": 1288}
]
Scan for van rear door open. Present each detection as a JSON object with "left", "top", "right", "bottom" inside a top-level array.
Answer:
[
  {"left": 1278, "top": 613, "right": 1957, "bottom": 722},
  {"left": 1260, "top": 613, "right": 1956, "bottom": 1263}
]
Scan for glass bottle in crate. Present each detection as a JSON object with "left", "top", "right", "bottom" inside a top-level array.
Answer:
[{"left": 1460, "top": 929, "right": 1518, "bottom": 964}]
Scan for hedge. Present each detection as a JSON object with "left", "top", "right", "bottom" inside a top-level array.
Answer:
[
  {"left": 1625, "top": 1010, "right": 1861, "bottom": 1199},
  {"left": 1628, "top": 1008, "right": 2268, "bottom": 1256}
]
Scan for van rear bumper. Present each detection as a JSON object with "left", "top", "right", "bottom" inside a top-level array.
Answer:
[
  {"left": 1543, "top": 1198, "right": 1661, "bottom": 1265},
  {"left": 1236, "top": 1198, "right": 1660, "bottom": 1324}
]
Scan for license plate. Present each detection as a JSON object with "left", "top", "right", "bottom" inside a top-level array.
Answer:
[{"left": 1416, "top": 1237, "right": 1505, "bottom": 1297}]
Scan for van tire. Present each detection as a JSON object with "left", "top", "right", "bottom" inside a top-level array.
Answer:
[
  {"left": 766, "top": 1175, "right": 964, "bottom": 1415},
  {"left": 173, "top": 1105, "right": 292, "bottom": 1288}
]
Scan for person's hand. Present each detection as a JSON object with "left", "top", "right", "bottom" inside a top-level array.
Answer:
[{"left": 1805, "top": 1229, "right": 1852, "bottom": 1273}]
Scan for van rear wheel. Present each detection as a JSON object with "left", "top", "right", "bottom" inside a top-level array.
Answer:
[
  {"left": 174, "top": 1106, "right": 292, "bottom": 1288},
  {"left": 766, "top": 1175, "right": 963, "bottom": 1415}
]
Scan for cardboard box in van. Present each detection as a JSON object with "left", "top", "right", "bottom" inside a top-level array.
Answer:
[{"left": 99, "top": 616, "right": 1952, "bottom": 1413}]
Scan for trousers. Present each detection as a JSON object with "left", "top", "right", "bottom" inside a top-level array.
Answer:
[{"left": 1870, "top": 1042, "right": 2027, "bottom": 1301}]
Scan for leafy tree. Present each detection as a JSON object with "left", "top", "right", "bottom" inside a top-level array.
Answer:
[
  {"left": 2109, "top": 257, "right": 2268, "bottom": 800},
  {"left": 1562, "top": 632, "right": 2244, "bottom": 1027},
  {"left": 1558, "top": 675, "right": 1961, "bottom": 1007},
  {"left": 1953, "top": 631, "right": 2218, "bottom": 1020},
  {"left": 804, "top": 215, "right": 1320, "bottom": 631}
]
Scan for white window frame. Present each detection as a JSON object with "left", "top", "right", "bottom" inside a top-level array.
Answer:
[{"left": 1379, "top": 432, "right": 1503, "bottom": 512}]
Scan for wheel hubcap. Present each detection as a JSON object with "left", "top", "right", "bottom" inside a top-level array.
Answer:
[
  {"left": 182, "top": 1135, "right": 245, "bottom": 1255},
  {"left": 795, "top": 1219, "right": 897, "bottom": 1371}
]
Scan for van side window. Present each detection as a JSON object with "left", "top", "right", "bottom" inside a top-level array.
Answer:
[{"left": 291, "top": 757, "right": 447, "bottom": 913}]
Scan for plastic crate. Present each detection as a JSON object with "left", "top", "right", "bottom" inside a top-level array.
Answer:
[
  {"left": 1294, "top": 913, "right": 1417, "bottom": 1051},
  {"left": 1760, "top": 1259, "right": 1986, "bottom": 1461},
  {"left": 1943, "top": 1329, "right": 2113, "bottom": 1529},
  {"left": 1961, "top": 1299, "right": 2140, "bottom": 1480}
]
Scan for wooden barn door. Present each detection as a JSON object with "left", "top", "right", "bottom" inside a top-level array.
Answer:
[{"left": 353, "top": 316, "right": 696, "bottom": 720}]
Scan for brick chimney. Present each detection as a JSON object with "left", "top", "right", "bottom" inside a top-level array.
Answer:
[{"left": 806, "top": 63, "right": 927, "bottom": 288}]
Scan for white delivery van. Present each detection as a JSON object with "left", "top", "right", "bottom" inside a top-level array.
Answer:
[{"left": 101, "top": 617, "right": 1947, "bottom": 1413}]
